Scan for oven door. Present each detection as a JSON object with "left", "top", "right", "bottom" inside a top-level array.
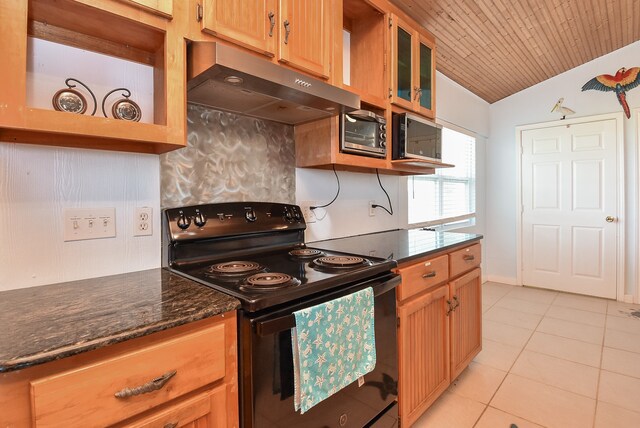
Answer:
[{"left": 240, "top": 274, "right": 399, "bottom": 428}]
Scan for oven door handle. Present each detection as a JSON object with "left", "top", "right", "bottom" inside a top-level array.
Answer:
[{"left": 254, "top": 274, "right": 400, "bottom": 337}]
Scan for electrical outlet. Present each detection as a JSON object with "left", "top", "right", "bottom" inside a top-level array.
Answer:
[
  {"left": 134, "top": 207, "right": 153, "bottom": 236},
  {"left": 369, "top": 200, "right": 376, "bottom": 217},
  {"left": 64, "top": 208, "right": 116, "bottom": 241},
  {"left": 299, "top": 201, "right": 316, "bottom": 223}
]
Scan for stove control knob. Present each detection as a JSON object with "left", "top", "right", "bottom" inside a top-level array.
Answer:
[
  {"left": 177, "top": 211, "right": 191, "bottom": 230},
  {"left": 245, "top": 209, "right": 257, "bottom": 222},
  {"left": 193, "top": 210, "right": 207, "bottom": 228},
  {"left": 284, "top": 209, "right": 293, "bottom": 221},
  {"left": 293, "top": 210, "right": 302, "bottom": 221}
]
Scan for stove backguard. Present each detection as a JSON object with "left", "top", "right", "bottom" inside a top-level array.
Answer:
[{"left": 163, "top": 202, "right": 306, "bottom": 267}]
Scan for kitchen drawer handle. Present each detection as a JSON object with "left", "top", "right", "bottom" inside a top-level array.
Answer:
[
  {"left": 268, "top": 11, "right": 275, "bottom": 37},
  {"left": 463, "top": 255, "right": 475, "bottom": 261},
  {"left": 283, "top": 20, "right": 291, "bottom": 44},
  {"left": 446, "top": 300, "right": 453, "bottom": 316},
  {"left": 114, "top": 370, "right": 177, "bottom": 399},
  {"left": 422, "top": 271, "right": 437, "bottom": 279},
  {"left": 164, "top": 423, "right": 178, "bottom": 428}
]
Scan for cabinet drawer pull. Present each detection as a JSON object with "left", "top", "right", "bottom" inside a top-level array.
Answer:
[
  {"left": 114, "top": 370, "right": 177, "bottom": 399},
  {"left": 164, "top": 423, "right": 178, "bottom": 428},
  {"left": 446, "top": 300, "right": 453, "bottom": 316},
  {"left": 463, "top": 255, "right": 475, "bottom": 261},
  {"left": 283, "top": 20, "right": 291, "bottom": 44},
  {"left": 422, "top": 271, "right": 437, "bottom": 279},
  {"left": 268, "top": 11, "right": 275, "bottom": 37}
]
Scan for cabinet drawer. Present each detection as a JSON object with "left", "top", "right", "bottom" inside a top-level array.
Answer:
[
  {"left": 31, "top": 323, "right": 226, "bottom": 428},
  {"left": 122, "top": 385, "right": 226, "bottom": 428},
  {"left": 449, "top": 244, "right": 481, "bottom": 278},
  {"left": 397, "top": 254, "right": 449, "bottom": 301}
]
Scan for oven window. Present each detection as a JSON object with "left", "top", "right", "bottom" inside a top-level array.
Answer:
[{"left": 344, "top": 119, "right": 377, "bottom": 147}]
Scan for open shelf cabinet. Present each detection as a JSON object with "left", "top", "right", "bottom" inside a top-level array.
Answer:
[{"left": 0, "top": 0, "right": 186, "bottom": 154}]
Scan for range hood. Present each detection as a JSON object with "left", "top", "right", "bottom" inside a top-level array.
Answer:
[{"left": 187, "top": 42, "right": 360, "bottom": 125}]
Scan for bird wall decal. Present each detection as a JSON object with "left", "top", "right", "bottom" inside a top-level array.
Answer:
[
  {"left": 581, "top": 67, "right": 640, "bottom": 118},
  {"left": 551, "top": 98, "right": 575, "bottom": 119}
]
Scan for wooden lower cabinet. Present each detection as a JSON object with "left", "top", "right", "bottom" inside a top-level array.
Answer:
[
  {"left": 397, "top": 284, "right": 450, "bottom": 426},
  {"left": 0, "top": 313, "right": 238, "bottom": 428},
  {"left": 396, "top": 243, "right": 482, "bottom": 427},
  {"left": 449, "top": 268, "right": 482, "bottom": 380}
]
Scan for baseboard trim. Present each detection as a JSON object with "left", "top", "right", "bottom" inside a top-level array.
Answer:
[{"left": 485, "top": 275, "right": 519, "bottom": 286}]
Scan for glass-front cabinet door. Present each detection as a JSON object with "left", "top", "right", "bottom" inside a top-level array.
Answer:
[
  {"left": 390, "top": 14, "right": 415, "bottom": 111},
  {"left": 416, "top": 33, "right": 435, "bottom": 117},
  {"left": 390, "top": 14, "right": 436, "bottom": 118}
]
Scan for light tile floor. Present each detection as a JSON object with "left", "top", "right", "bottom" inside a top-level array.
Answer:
[{"left": 413, "top": 282, "right": 640, "bottom": 428}]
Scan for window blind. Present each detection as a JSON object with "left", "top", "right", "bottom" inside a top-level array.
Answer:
[{"left": 408, "top": 127, "right": 476, "bottom": 226}]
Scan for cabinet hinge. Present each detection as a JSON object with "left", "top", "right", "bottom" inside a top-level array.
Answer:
[
  {"left": 397, "top": 317, "right": 400, "bottom": 327},
  {"left": 388, "top": 88, "right": 392, "bottom": 99},
  {"left": 389, "top": 16, "right": 393, "bottom": 27}
]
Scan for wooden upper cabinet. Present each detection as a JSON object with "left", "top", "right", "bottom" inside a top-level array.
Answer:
[
  {"left": 415, "top": 32, "right": 436, "bottom": 118},
  {"left": 278, "top": 0, "right": 331, "bottom": 79},
  {"left": 200, "top": 0, "right": 277, "bottom": 57},
  {"left": 0, "top": 0, "right": 187, "bottom": 154},
  {"left": 122, "top": 0, "right": 173, "bottom": 18},
  {"left": 389, "top": 13, "right": 436, "bottom": 118}
]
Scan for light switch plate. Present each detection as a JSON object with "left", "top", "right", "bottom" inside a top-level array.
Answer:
[{"left": 64, "top": 208, "right": 116, "bottom": 242}]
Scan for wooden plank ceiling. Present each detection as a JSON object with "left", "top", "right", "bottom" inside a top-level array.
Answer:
[{"left": 391, "top": 0, "right": 640, "bottom": 103}]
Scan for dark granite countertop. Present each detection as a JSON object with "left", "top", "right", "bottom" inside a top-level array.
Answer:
[
  {"left": 313, "top": 229, "right": 483, "bottom": 264},
  {"left": 0, "top": 268, "right": 239, "bottom": 373}
]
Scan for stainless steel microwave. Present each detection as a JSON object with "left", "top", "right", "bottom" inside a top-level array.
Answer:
[
  {"left": 392, "top": 113, "right": 442, "bottom": 161},
  {"left": 340, "top": 110, "right": 387, "bottom": 158}
]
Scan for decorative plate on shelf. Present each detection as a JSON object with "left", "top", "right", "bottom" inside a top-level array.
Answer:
[
  {"left": 52, "top": 88, "right": 87, "bottom": 114},
  {"left": 112, "top": 98, "right": 142, "bottom": 122}
]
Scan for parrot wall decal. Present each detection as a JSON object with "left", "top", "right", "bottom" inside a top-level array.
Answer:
[{"left": 581, "top": 67, "right": 640, "bottom": 118}]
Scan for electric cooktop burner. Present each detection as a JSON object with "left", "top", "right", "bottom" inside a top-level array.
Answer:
[
  {"left": 309, "top": 255, "right": 374, "bottom": 272},
  {"left": 239, "top": 272, "right": 301, "bottom": 291},
  {"left": 207, "top": 261, "right": 264, "bottom": 276},
  {"left": 289, "top": 248, "right": 325, "bottom": 258}
]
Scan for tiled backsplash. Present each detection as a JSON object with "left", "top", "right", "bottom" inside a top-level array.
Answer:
[{"left": 160, "top": 104, "right": 296, "bottom": 208}]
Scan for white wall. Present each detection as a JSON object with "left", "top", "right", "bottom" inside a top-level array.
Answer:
[
  {"left": 0, "top": 39, "right": 160, "bottom": 292},
  {"left": 487, "top": 40, "right": 640, "bottom": 299},
  {"left": 298, "top": 71, "right": 491, "bottom": 243}
]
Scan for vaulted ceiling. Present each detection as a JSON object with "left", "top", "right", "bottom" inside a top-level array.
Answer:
[{"left": 391, "top": 0, "right": 640, "bottom": 103}]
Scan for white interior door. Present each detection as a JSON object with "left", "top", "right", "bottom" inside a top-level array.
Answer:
[{"left": 521, "top": 118, "right": 619, "bottom": 298}]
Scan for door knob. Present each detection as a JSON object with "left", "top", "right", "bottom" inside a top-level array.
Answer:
[{"left": 605, "top": 216, "right": 616, "bottom": 223}]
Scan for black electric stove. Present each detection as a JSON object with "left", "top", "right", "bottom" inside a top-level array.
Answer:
[
  {"left": 163, "top": 202, "right": 399, "bottom": 428},
  {"left": 164, "top": 202, "right": 398, "bottom": 313}
]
